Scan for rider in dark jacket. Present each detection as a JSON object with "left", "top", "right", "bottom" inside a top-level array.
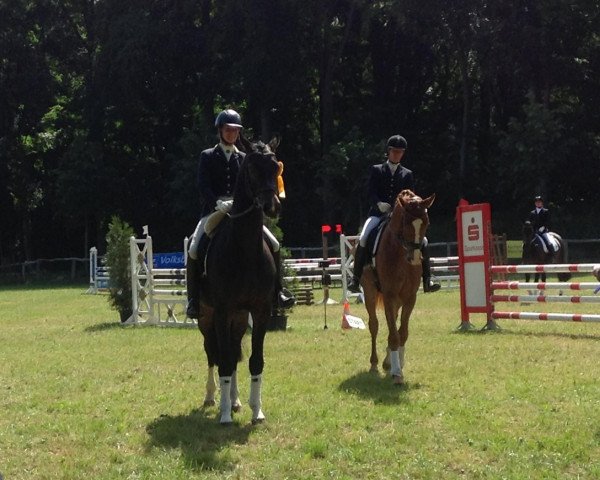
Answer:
[
  {"left": 186, "top": 109, "right": 294, "bottom": 318},
  {"left": 347, "top": 135, "right": 440, "bottom": 294},
  {"left": 527, "top": 195, "right": 556, "bottom": 252}
]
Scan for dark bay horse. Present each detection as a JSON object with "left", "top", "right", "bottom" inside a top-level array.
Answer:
[
  {"left": 197, "top": 136, "right": 281, "bottom": 424},
  {"left": 360, "top": 189, "right": 435, "bottom": 385},
  {"left": 521, "top": 221, "right": 571, "bottom": 284}
]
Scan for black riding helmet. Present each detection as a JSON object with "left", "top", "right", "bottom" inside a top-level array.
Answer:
[
  {"left": 215, "top": 109, "right": 243, "bottom": 129},
  {"left": 387, "top": 135, "right": 408, "bottom": 149}
]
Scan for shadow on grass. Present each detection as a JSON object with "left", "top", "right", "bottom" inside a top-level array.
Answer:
[
  {"left": 339, "top": 370, "right": 421, "bottom": 405},
  {"left": 84, "top": 322, "right": 128, "bottom": 332},
  {"left": 145, "top": 407, "right": 254, "bottom": 473}
]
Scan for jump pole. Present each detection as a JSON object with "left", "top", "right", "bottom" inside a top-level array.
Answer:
[{"left": 456, "top": 201, "right": 496, "bottom": 331}]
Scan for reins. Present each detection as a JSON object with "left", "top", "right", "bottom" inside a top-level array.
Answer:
[{"left": 227, "top": 200, "right": 260, "bottom": 219}]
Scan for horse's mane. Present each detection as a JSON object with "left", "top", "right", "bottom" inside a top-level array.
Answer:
[{"left": 238, "top": 133, "right": 280, "bottom": 155}]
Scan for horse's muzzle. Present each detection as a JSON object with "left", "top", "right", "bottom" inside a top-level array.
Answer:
[{"left": 261, "top": 190, "right": 281, "bottom": 218}]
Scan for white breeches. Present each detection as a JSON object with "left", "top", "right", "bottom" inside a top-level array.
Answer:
[
  {"left": 358, "top": 216, "right": 382, "bottom": 247},
  {"left": 189, "top": 219, "right": 279, "bottom": 259}
]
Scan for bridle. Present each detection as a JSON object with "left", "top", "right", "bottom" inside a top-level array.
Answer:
[
  {"left": 228, "top": 150, "right": 278, "bottom": 219},
  {"left": 395, "top": 203, "right": 428, "bottom": 261}
]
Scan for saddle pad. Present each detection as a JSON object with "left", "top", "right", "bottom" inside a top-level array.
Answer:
[
  {"left": 534, "top": 233, "right": 559, "bottom": 253},
  {"left": 204, "top": 210, "right": 227, "bottom": 237}
]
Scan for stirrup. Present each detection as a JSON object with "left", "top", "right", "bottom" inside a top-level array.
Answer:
[
  {"left": 423, "top": 280, "right": 441, "bottom": 293},
  {"left": 348, "top": 278, "right": 362, "bottom": 293},
  {"left": 278, "top": 289, "right": 295, "bottom": 309},
  {"left": 186, "top": 300, "right": 200, "bottom": 319}
]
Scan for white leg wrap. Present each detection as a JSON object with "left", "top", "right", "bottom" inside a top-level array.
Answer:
[
  {"left": 219, "top": 376, "right": 233, "bottom": 424},
  {"left": 204, "top": 366, "right": 216, "bottom": 405},
  {"left": 249, "top": 374, "right": 265, "bottom": 423},
  {"left": 398, "top": 346, "right": 405, "bottom": 370},
  {"left": 230, "top": 370, "right": 242, "bottom": 410},
  {"left": 389, "top": 350, "right": 401, "bottom": 377}
]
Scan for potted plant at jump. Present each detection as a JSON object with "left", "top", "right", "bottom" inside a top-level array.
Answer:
[{"left": 105, "top": 216, "right": 134, "bottom": 323}]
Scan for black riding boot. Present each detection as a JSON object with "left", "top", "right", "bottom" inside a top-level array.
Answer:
[
  {"left": 273, "top": 250, "right": 295, "bottom": 309},
  {"left": 186, "top": 234, "right": 210, "bottom": 318},
  {"left": 348, "top": 245, "right": 366, "bottom": 293},
  {"left": 421, "top": 244, "right": 441, "bottom": 293},
  {"left": 186, "top": 256, "right": 202, "bottom": 319}
]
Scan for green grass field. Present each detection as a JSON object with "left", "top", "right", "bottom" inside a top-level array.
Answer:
[{"left": 1, "top": 284, "right": 600, "bottom": 479}]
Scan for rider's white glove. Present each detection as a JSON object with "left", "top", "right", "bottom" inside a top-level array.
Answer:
[
  {"left": 538, "top": 227, "right": 545, "bottom": 233},
  {"left": 215, "top": 199, "right": 233, "bottom": 213},
  {"left": 377, "top": 202, "right": 392, "bottom": 213}
]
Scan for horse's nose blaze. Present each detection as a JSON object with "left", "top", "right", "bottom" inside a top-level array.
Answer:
[{"left": 411, "top": 218, "right": 423, "bottom": 245}]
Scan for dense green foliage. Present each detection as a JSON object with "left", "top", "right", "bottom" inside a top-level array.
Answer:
[
  {"left": 1, "top": 1, "right": 599, "bottom": 262},
  {"left": 104, "top": 215, "right": 134, "bottom": 319}
]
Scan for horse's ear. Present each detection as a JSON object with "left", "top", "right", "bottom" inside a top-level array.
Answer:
[
  {"left": 422, "top": 193, "right": 435, "bottom": 209},
  {"left": 238, "top": 133, "right": 253, "bottom": 153},
  {"left": 268, "top": 134, "right": 281, "bottom": 152}
]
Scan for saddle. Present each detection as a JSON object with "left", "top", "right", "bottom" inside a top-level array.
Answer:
[{"left": 365, "top": 216, "right": 390, "bottom": 269}]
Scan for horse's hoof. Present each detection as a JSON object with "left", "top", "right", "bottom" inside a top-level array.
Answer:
[
  {"left": 203, "top": 399, "right": 216, "bottom": 407},
  {"left": 251, "top": 408, "right": 265, "bottom": 425},
  {"left": 369, "top": 365, "right": 378, "bottom": 374},
  {"left": 392, "top": 375, "right": 404, "bottom": 385},
  {"left": 232, "top": 402, "right": 242, "bottom": 413},
  {"left": 382, "top": 361, "right": 391, "bottom": 372}
]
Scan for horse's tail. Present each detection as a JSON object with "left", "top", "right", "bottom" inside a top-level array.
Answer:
[{"left": 375, "top": 292, "right": 384, "bottom": 309}]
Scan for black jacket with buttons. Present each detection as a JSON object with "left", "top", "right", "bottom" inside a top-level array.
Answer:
[
  {"left": 528, "top": 207, "right": 551, "bottom": 232},
  {"left": 197, "top": 145, "right": 245, "bottom": 218},
  {"left": 366, "top": 162, "right": 415, "bottom": 217}
]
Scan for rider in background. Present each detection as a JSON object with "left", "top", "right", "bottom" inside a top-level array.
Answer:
[
  {"left": 527, "top": 195, "right": 556, "bottom": 252},
  {"left": 347, "top": 135, "right": 440, "bottom": 294},
  {"left": 186, "top": 109, "right": 294, "bottom": 319}
]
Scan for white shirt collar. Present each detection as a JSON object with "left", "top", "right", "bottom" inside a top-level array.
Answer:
[
  {"left": 219, "top": 143, "right": 238, "bottom": 161},
  {"left": 386, "top": 160, "right": 400, "bottom": 173}
]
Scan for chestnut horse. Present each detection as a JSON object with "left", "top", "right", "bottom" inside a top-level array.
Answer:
[
  {"left": 197, "top": 136, "right": 281, "bottom": 424},
  {"left": 360, "top": 189, "right": 435, "bottom": 385}
]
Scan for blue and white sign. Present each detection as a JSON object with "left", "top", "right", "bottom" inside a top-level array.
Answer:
[{"left": 153, "top": 252, "right": 185, "bottom": 269}]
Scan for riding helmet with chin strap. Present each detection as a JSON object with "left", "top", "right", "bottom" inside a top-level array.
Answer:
[
  {"left": 215, "top": 109, "right": 243, "bottom": 129},
  {"left": 387, "top": 135, "right": 408, "bottom": 149}
]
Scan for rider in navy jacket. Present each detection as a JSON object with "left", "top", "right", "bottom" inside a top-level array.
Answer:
[
  {"left": 197, "top": 143, "right": 243, "bottom": 218},
  {"left": 186, "top": 109, "right": 294, "bottom": 318},
  {"left": 528, "top": 195, "right": 555, "bottom": 252},
  {"left": 366, "top": 161, "right": 415, "bottom": 217},
  {"left": 348, "top": 135, "right": 440, "bottom": 294}
]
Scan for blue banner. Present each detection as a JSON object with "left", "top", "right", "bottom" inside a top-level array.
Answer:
[{"left": 153, "top": 252, "right": 185, "bottom": 269}]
